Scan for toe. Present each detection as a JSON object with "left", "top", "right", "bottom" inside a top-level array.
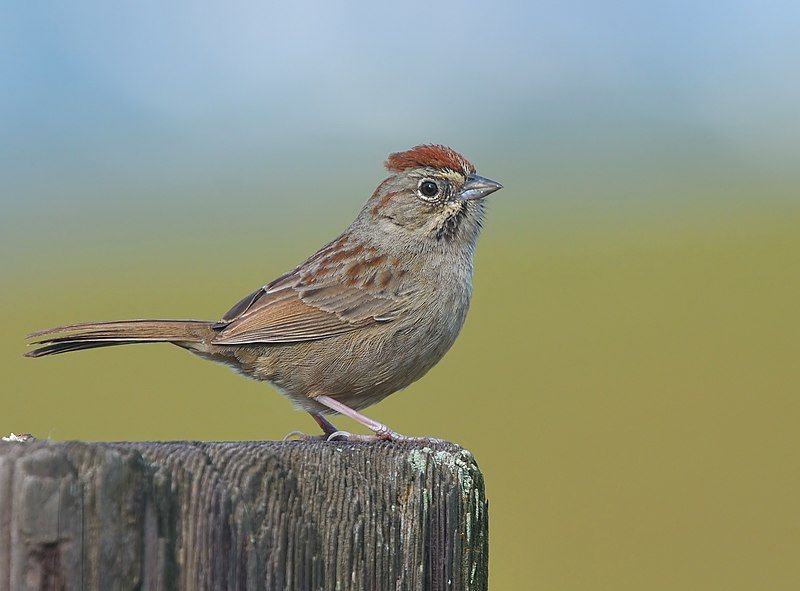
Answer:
[
  {"left": 326, "top": 431, "right": 353, "bottom": 442},
  {"left": 283, "top": 431, "right": 327, "bottom": 441}
]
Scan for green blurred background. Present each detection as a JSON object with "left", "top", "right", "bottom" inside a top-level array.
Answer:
[{"left": 2, "top": 2, "right": 799, "bottom": 589}]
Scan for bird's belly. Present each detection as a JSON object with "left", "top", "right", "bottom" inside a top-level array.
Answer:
[{"left": 243, "top": 296, "right": 470, "bottom": 412}]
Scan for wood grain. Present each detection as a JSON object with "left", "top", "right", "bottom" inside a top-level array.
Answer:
[{"left": 0, "top": 440, "right": 488, "bottom": 591}]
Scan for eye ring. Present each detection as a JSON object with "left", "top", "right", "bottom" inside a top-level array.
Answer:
[{"left": 418, "top": 179, "right": 439, "bottom": 200}]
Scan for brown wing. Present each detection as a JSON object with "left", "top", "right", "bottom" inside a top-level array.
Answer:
[{"left": 212, "top": 235, "right": 411, "bottom": 345}]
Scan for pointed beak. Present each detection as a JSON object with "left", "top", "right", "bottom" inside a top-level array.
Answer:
[{"left": 459, "top": 174, "right": 503, "bottom": 201}]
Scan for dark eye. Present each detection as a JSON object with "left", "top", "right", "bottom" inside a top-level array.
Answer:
[{"left": 419, "top": 180, "right": 439, "bottom": 198}]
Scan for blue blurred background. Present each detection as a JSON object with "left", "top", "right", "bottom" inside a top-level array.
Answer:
[{"left": 2, "top": 2, "right": 799, "bottom": 589}]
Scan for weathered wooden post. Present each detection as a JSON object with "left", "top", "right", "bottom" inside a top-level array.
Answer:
[{"left": 0, "top": 439, "right": 488, "bottom": 590}]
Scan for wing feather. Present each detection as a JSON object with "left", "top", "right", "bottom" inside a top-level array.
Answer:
[{"left": 212, "top": 235, "right": 412, "bottom": 345}]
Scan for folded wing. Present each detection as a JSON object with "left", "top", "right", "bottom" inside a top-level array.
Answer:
[{"left": 212, "top": 235, "right": 412, "bottom": 345}]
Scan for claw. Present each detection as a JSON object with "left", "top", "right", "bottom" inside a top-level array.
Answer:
[
  {"left": 288, "top": 428, "right": 442, "bottom": 444},
  {"left": 326, "top": 430, "right": 352, "bottom": 442},
  {"left": 283, "top": 430, "right": 323, "bottom": 441},
  {"left": 371, "top": 425, "right": 413, "bottom": 441}
]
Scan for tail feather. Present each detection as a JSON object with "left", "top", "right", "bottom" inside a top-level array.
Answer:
[
  {"left": 26, "top": 320, "right": 216, "bottom": 358},
  {"left": 25, "top": 341, "right": 142, "bottom": 358}
]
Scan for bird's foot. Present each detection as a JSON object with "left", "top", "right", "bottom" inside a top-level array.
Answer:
[
  {"left": 325, "top": 425, "right": 403, "bottom": 442},
  {"left": 282, "top": 430, "right": 327, "bottom": 442},
  {"left": 284, "top": 430, "right": 391, "bottom": 442},
  {"left": 284, "top": 412, "right": 342, "bottom": 441},
  {"left": 291, "top": 399, "right": 445, "bottom": 443},
  {"left": 369, "top": 423, "right": 444, "bottom": 443},
  {"left": 324, "top": 430, "right": 390, "bottom": 442},
  {"left": 286, "top": 429, "right": 443, "bottom": 443},
  {"left": 325, "top": 429, "right": 443, "bottom": 443}
]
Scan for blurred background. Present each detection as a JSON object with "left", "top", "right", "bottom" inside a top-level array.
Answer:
[{"left": 2, "top": 1, "right": 799, "bottom": 589}]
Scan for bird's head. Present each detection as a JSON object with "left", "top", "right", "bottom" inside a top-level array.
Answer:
[{"left": 359, "top": 145, "right": 503, "bottom": 248}]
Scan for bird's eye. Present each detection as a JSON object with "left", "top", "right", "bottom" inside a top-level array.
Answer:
[{"left": 419, "top": 180, "right": 439, "bottom": 199}]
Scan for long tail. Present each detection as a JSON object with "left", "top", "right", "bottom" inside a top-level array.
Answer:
[{"left": 26, "top": 320, "right": 217, "bottom": 358}]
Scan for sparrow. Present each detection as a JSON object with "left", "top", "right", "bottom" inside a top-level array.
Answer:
[{"left": 27, "top": 145, "right": 503, "bottom": 441}]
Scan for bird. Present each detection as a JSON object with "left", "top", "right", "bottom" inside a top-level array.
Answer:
[{"left": 26, "top": 144, "right": 503, "bottom": 441}]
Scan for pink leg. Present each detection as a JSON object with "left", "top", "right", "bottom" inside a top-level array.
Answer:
[
  {"left": 283, "top": 412, "right": 340, "bottom": 441},
  {"left": 314, "top": 395, "right": 407, "bottom": 441},
  {"left": 311, "top": 413, "right": 338, "bottom": 436}
]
